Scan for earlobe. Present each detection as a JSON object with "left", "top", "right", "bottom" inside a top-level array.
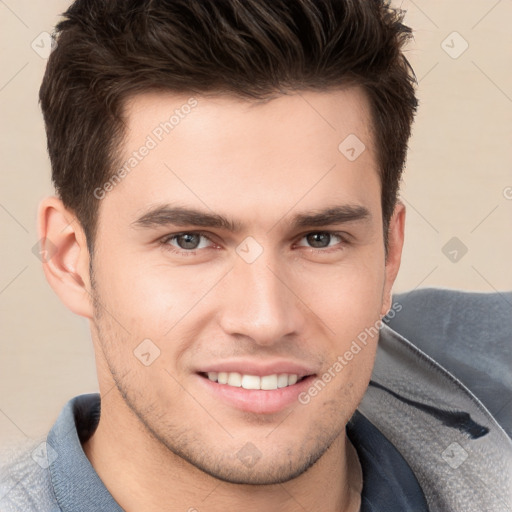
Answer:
[
  {"left": 380, "top": 201, "right": 406, "bottom": 317},
  {"left": 37, "top": 196, "right": 94, "bottom": 319}
]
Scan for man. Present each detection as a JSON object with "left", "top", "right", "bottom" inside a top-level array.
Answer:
[{"left": 1, "top": 0, "right": 511, "bottom": 511}]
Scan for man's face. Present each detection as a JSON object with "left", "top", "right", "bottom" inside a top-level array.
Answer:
[{"left": 88, "top": 88, "right": 402, "bottom": 484}]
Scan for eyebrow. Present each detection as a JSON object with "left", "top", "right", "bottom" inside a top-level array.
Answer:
[
  {"left": 293, "top": 205, "right": 371, "bottom": 228},
  {"left": 132, "top": 205, "right": 240, "bottom": 231},
  {"left": 131, "top": 204, "right": 371, "bottom": 232}
]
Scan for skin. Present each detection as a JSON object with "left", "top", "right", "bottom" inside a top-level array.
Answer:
[{"left": 39, "top": 87, "right": 405, "bottom": 512}]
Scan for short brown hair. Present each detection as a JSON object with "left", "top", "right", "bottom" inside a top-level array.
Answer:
[{"left": 40, "top": 0, "right": 417, "bottom": 254}]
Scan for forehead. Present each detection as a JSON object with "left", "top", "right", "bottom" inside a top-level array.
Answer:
[
  {"left": 121, "top": 87, "right": 375, "bottom": 158},
  {"left": 99, "top": 87, "right": 380, "bottom": 232}
]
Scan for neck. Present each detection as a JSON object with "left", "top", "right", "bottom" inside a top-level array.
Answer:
[{"left": 82, "top": 390, "right": 362, "bottom": 512}]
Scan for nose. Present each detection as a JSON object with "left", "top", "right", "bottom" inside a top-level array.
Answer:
[{"left": 217, "top": 250, "right": 304, "bottom": 346}]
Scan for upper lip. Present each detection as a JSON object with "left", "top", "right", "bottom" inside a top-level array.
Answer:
[{"left": 196, "top": 359, "right": 317, "bottom": 379}]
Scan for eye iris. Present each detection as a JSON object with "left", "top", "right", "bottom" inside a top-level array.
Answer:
[
  {"left": 177, "top": 233, "right": 200, "bottom": 249},
  {"left": 307, "top": 233, "right": 330, "bottom": 248}
]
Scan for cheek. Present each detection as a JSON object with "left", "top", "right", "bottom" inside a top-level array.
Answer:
[
  {"left": 91, "top": 250, "right": 226, "bottom": 382},
  {"left": 95, "top": 248, "right": 208, "bottom": 334},
  {"left": 295, "top": 253, "right": 385, "bottom": 396},
  {"left": 298, "top": 254, "right": 386, "bottom": 331}
]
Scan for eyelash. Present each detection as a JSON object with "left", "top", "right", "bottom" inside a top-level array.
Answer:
[{"left": 159, "top": 231, "right": 350, "bottom": 256}]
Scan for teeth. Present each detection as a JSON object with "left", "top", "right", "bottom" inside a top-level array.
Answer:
[
  {"left": 277, "top": 374, "right": 289, "bottom": 388},
  {"left": 227, "top": 372, "right": 242, "bottom": 387},
  {"left": 241, "top": 375, "right": 260, "bottom": 389},
  {"left": 206, "top": 372, "right": 301, "bottom": 390},
  {"left": 261, "top": 374, "right": 277, "bottom": 390}
]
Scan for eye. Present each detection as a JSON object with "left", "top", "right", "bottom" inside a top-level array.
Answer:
[
  {"left": 161, "top": 232, "right": 215, "bottom": 253},
  {"left": 296, "top": 232, "right": 346, "bottom": 250}
]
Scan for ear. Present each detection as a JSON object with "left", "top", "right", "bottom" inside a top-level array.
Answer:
[
  {"left": 380, "top": 201, "right": 406, "bottom": 317},
  {"left": 37, "top": 196, "right": 94, "bottom": 319}
]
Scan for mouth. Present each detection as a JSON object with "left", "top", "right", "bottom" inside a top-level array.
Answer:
[
  {"left": 196, "top": 371, "right": 316, "bottom": 414},
  {"left": 199, "top": 371, "right": 310, "bottom": 390}
]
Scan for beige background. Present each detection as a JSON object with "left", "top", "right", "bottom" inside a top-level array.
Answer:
[{"left": 1, "top": 1, "right": 511, "bottom": 446}]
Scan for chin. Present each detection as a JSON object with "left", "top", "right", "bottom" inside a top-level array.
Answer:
[{"left": 190, "top": 453, "right": 322, "bottom": 486}]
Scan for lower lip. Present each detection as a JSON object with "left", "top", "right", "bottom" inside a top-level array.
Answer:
[{"left": 197, "top": 374, "right": 316, "bottom": 414}]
